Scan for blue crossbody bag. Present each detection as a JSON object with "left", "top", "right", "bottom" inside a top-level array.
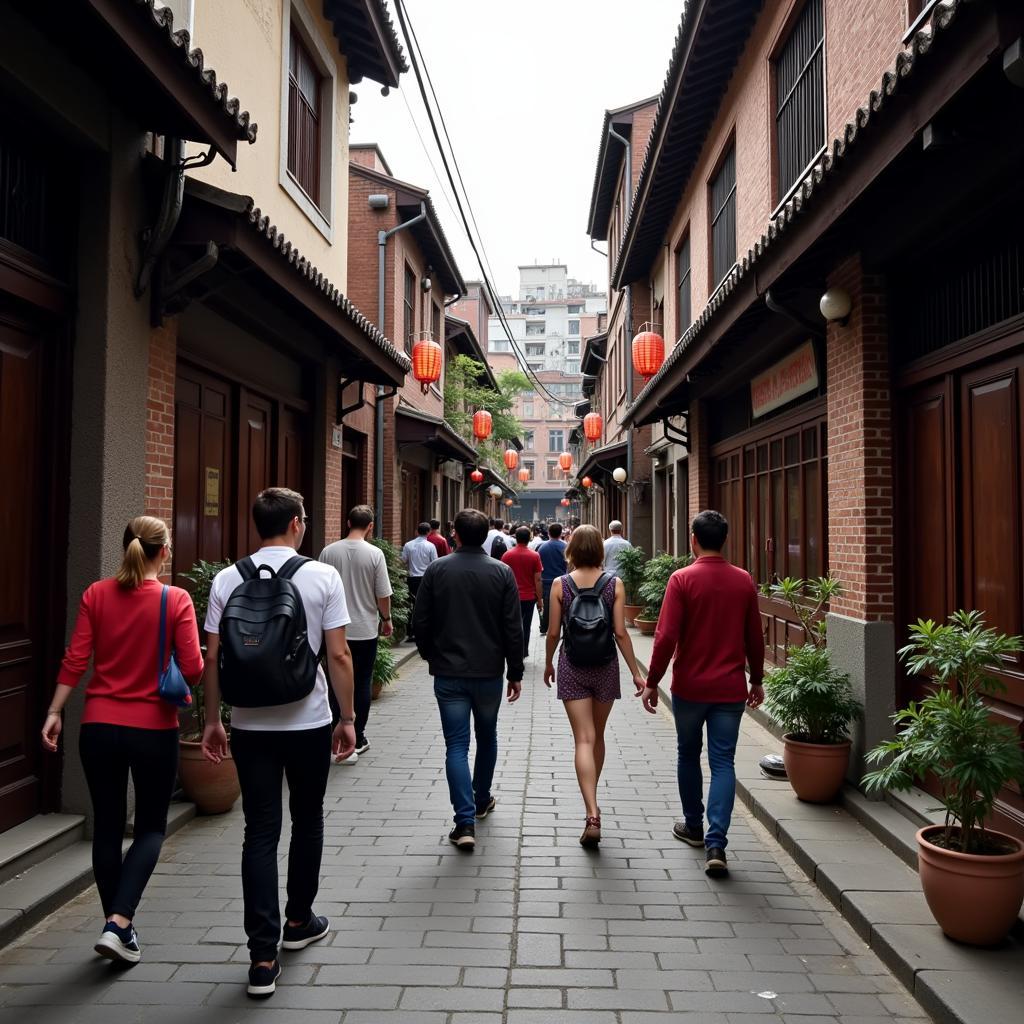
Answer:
[{"left": 158, "top": 585, "right": 193, "bottom": 708}]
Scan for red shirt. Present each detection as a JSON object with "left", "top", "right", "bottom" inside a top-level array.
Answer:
[
  {"left": 426, "top": 532, "right": 451, "bottom": 557},
  {"left": 57, "top": 578, "right": 204, "bottom": 729},
  {"left": 646, "top": 556, "right": 765, "bottom": 702},
  {"left": 501, "top": 545, "right": 543, "bottom": 600}
]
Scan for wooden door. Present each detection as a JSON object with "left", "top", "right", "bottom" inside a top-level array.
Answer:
[
  {"left": 400, "top": 467, "right": 423, "bottom": 544},
  {"left": 238, "top": 391, "right": 273, "bottom": 557}
]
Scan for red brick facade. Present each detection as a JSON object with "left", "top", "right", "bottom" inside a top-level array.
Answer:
[{"left": 145, "top": 321, "right": 177, "bottom": 526}]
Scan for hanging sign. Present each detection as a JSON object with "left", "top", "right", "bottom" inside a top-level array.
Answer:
[
  {"left": 750, "top": 341, "right": 818, "bottom": 419},
  {"left": 204, "top": 467, "right": 220, "bottom": 517}
]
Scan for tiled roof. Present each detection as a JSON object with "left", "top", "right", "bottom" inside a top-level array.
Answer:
[
  {"left": 625, "top": 0, "right": 971, "bottom": 426},
  {"left": 324, "top": 0, "right": 408, "bottom": 89},
  {"left": 137, "top": 0, "right": 257, "bottom": 144}
]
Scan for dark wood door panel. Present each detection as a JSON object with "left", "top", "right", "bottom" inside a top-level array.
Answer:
[{"left": 238, "top": 392, "right": 272, "bottom": 558}]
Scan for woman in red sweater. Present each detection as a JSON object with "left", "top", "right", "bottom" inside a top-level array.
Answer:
[{"left": 41, "top": 516, "right": 203, "bottom": 964}]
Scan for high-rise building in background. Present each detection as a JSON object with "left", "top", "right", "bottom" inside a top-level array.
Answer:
[{"left": 487, "top": 264, "right": 605, "bottom": 523}]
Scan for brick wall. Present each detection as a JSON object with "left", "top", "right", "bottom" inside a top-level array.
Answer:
[
  {"left": 145, "top": 322, "right": 177, "bottom": 525},
  {"left": 687, "top": 400, "right": 711, "bottom": 527},
  {"left": 826, "top": 253, "right": 894, "bottom": 622}
]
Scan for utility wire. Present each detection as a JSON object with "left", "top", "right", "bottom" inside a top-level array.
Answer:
[{"left": 394, "top": 0, "right": 576, "bottom": 408}]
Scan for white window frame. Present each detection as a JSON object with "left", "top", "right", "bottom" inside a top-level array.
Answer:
[{"left": 279, "top": 0, "right": 337, "bottom": 242}]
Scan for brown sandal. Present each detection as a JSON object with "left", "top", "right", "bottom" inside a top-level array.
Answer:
[{"left": 580, "top": 816, "right": 601, "bottom": 847}]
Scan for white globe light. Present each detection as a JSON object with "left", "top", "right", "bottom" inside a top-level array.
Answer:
[
  {"left": 489, "top": 484, "right": 502, "bottom": 497},
  {"left": 819, "top": 287, "right": 852, "bottom": 322},
  {"left": 612, "top": 467, "right": 627, "bottom": 484}
]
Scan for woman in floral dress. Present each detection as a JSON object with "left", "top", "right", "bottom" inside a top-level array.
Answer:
[{"left": 543, "top": 525, "right": 646, "bottom": 846}]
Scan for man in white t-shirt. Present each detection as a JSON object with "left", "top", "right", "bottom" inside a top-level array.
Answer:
[
  {"left": 484, "top": 518, "right": 513, "bottom": 558},
  {"left": 319, "top": 504, "right": 392, "bottom": 763},
  {"left": 201, "top": 488, "right": 353, "bottom": 999},
  {"left": 401, "top": 522, "right": 437, "bottom": 642},
  {"left": 603, "top": 520, "right": 633, "bottom": 578}
]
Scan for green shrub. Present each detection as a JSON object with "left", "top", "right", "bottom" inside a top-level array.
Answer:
[
  {"left": 373, "top": 636, "right": 399, "bottom": 687},
  {"left": 637, "top": 552, "right": 692, "bottom": 620},
  {"left": 179, "top": 559, "right": 233, "bottom": 733},
  {"left": 371, "top": 538, "right": 411, "bottom": 642},
  {"left": 615, "top": 545, "right": 647, "bottom": 605},
  {"left": 763, "top": 645, "right": 860, "bottom": 743}
]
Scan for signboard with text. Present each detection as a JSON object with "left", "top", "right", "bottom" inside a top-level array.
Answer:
[{"left": 750, "top": 341, "right": 819, "bottom": 419}]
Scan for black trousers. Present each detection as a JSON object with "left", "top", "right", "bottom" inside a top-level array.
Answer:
[
  {"left": 230, "top": 724, "right": 332, "bottom": 961},
  {"left": 520, "top": 600, "right": 536, "bottom": 656},
  {"left": 329, "top": 637, "right": 378, "bottom": 744},
  {"left": 407, "top": 576, "right": 422, "bottom": 638},
  {"left": 539, "top": 579, "right": 555, "bottom": 635},
  {"left": 79, "top": 723, "right": 178, "bottom": 921}
]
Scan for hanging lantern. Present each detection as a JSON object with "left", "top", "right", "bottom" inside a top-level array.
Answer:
[
  {"left": 488, "top": 484, "right": 503, "bottom": 498},
  {"left": 632, "top": 329, "right": 665, "bottom": 380},
  {"left": 560, "top": 498, "right": 570, "bottom": 507},
  {"left": 503, "top": 448, "right": 519, "bottom": 471},
  {"left": 558, "top": 451, "right": 573, "bottom": 473},
  {"left": 411, "top": 338, "right": 443, "bottom": 394},
  {"left": 504, "top": 497, "right": 514, "bottom": 507},
  {"left": 470, "top": 468, "right": 484, "bottom": 484},
  {"left": 472, "top": 409, "right": 493, "bottom": 441},
  {"left": 518, "top": 468, "right": 530, "bottom": 483},
  {"left": 583, "top": 411, "right": 603, "bottom": 442},
  {"left": 582, "top": 476, "right": 592, "bottom": 489}
]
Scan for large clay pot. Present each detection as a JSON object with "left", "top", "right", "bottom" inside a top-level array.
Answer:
[
  {"left": 624, "top": 604, "right": 643, "bottom": 626},
  {"left": 917, "top": 825, "right": 1024, "bottom": 946},
  {"left": 781, "top": 735, "right": 850, "bottom": 803},
  {"left": 178, "top": 739, "right": 240, "bottom": 815},
  {"left": 371, "top": 681, "right": 384, "bottom": 701},
  {"left": 634, "top": 618, "right": 658, "bottom": 636}
]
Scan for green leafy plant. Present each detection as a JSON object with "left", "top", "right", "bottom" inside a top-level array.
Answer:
[
  {"left": 371, "top": 538, "right": 410, "bottom": 643},
  {"left": 863, "top": 611, "right": 1024, "bottom": 854},
  {"left": 637, "top": 552, "right": 693, "bottom": 621},
  {"left": 373, "top": 636, "right": 399, "bottom": 688},
  {"left": 763, "top": 644, "right": 861, "bottom": 743},
  {"left": 179, "top": 559, "right": 233, "bottom": 734},
  {"left": 761, "top": 574, "right": 841, "bottom": 649},
  {"left": 615, "top": 545, "right": 647, "bottom": 605}
]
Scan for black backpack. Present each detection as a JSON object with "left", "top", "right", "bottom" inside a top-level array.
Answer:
[
  {"left": 490, "top": 535, "right": 507, "bottom": 560},
  {"left": 562, "top": 573, "right": 616, "bottom": 667},
  {"left": 218, "top": 556, "right": 318, "bottom": 708}
]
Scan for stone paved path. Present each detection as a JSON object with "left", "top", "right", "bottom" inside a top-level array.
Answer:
[{"left": 0, "top": 651, "right": 930, "bottom": 1023}]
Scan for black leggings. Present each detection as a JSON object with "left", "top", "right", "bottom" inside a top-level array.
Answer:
[{"left": 79, "top": 723, "right": 179, "bottom": 921}]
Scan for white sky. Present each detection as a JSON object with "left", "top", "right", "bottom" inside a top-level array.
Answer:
[{"left": 352, "top": 0, "right": 684, "bottom": 298}]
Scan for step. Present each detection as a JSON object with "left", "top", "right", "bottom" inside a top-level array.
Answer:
[{"left": 0, "top": 813, "right": 85, "bottom": 885}]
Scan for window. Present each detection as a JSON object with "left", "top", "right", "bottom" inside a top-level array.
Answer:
[
  {"left": 432, "top": 302, "right": 441, "bottom": 342},
  {"left": 565, "top": 360, "right": 579, "bottom": 375},
  {"left": 710, "top": 145, "right": 737, "bottom": 288},
  {"left": 523, "top": 430, "right": 535, "bottom": 449},
  {"left": 526, "top": 322, "right": 545, "bottom": 336},
  {"left": 527, "top": 361, "right": 543, "bottom": 372},
  {"left": 523, "top": 461, "right": 535, "bottom": 481},
  {"left": 568, "top": 320, "right": 580, "bottom": 336},
  {"left": 567, "top": 340, "right": 580, "bottom": 355},
  {"left": 526, "top": 343, "right": 545, "bottom": 356},
  {"left": 569, "top": 304, "right": 583, "bottom": 313},
  {"left": 523, "top": 401, "right": 534, "bottom": 418},
  {"left": 774, "top": 0, "right": 825, "bottom": 200},
  {"left": 403, "top": 263, "right": 415, "bottom": 353},
  {"left": 490, "top": 338, "right": 511, "bottom": 352},
  {"left": 288, "top": 26, "right": 323, "bottom": 207},
  {"left": 676, "top": 233, "right": 691, "bottom": 338},
  {"left": 546, "top": 461, "right": 560, "bottom": 482},
  {"left": 548, "top": 430, "right": 564, "bottom": 452}
]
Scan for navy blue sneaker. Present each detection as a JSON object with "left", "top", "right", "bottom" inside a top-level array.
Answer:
[
  {"left": 94, "top": 921, "right": 141, "bottom": 964},
  {"left": 282, "top": 914, "right": 330, "bottom": 950},
  {"left": 247, "top": 959, "right": 282, "bottom": 998}
]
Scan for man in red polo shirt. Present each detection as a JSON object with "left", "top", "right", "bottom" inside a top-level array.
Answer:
[
  {"left": 426, "top": 519, "right": 451, "bottom": 558},
  {"left": 641, "top": 510, "right": 765, "bottom": 878},
  {"left": 502, "top": 527, "right": 544, "bottom": 658}
]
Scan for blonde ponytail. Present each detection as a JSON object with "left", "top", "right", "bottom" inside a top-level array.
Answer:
[{"left": 116, "top": 516, "right": 171, "bottom": 588}]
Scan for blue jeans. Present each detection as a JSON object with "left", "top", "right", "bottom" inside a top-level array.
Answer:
[
  {"left": 434, "top": 677, "right": 504, "bottom": 826},
  {"left": 672, "top": 696, "right": 746, "bottom": 850}
]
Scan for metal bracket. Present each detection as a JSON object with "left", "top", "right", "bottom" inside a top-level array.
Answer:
[
  {"left": 336, "top": 377, "right": 367, "bottom": 422},
  {"left": 156, "top": 240, "right": 219, "bottom": 320},
  {"left": 662, "top": 413, "right": 689, "bottom": 447}
]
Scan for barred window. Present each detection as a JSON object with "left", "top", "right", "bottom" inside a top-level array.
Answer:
[
  {"left": 287, "top": 27, "right": 323, "bottom": 207},
  {"left": 403, "top": 264, "right": 415, "bottom": 353},
  {"left": 709, "top": 146, "right": 736, "bottom": 288},
  {"left": 676, "top": 234, "right": 691, "bottom": 338}
]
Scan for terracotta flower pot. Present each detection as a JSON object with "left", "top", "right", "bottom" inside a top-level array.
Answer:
[
  {"left": 916, "top": 825, "right": 1024, "bottom": 946},
  {"left": 371, "top": 681, "right": 384, "bottom": 701},
  {"left": 178, "top": 739, "right": 240, "bottom": 815},
  {"left": 624, "top": 604, "right": 643, "bottom": 626},
  {"left": 781, "top": 735, "right": 851, "bottom": 803},
  {"left": 634, "top": 617, "right": 658, "bottom": 636}
]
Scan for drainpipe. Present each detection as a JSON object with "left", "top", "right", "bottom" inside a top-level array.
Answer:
[
  {"left": 375, "top": 203, "right": 428, "bottom": 525},
  {"left": 607, "top": 124, "right": 634, "bottom": 528}
]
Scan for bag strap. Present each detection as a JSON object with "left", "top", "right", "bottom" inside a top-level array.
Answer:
[
  {"left": 562, "top": 574, "right": 578, "bottom": 598},
  {"left": 276, "top": 555, "right": 311, "bottom": 581},
  {"left": 235, "top": 556, "right": 258, "bottom": 581},
  {"left": 158, "top": 585, "right": 169, "bottom": 675}
]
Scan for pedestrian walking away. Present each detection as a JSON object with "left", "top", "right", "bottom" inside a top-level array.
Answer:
[
  {"left": 413, "top": 508, "right": 524, "bottom": 851},
  {"left": 641, "top": 509, "right": 765, "bottom": 878},
  {"left": 41, "top": 516, "right": 204, "bottom": 966},
  {"left": 401, "top": 521, "right": 438, "bottom": 641},
  {"left": 425, "top": 518, "right": 451, "bottom": 558},
  {"left": 528, "top": 523, "right": 545, "bottom": 551},
  {"left": 543, "top": 524, "right": 645, "bottom": 847},
  {"left": 603, "top": 519, "right": 633, "bottom": 578},
  {"left": 201, "top": 487, "right": 356, "bottom": 998},
  {"left": 502, "top": 525, "right": 544, "bottom": 658},
  {"left": 537, "top": 521, "right": 568, "bottom": 635},
  {"left": 484, "top": 518, "right": 512, "bottom": 559},
  {"left": 319, "top": 504, "right": 394, "bottom": 764}
]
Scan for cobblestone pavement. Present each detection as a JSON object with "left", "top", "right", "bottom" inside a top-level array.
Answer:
[{"left": 0, "top": 651, "right": 930, "bottom": 1023}]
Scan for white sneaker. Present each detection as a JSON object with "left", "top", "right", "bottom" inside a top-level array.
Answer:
[{"left": 335, "top": 751, "right": 358, "bottom": 765}]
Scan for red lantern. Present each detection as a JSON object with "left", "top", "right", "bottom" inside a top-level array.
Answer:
[
  {"left": 558, "top": 451, "right": 573, "bottom": 473},
  {"left": 503, "top": 448, "right": 519, "bottom": 471},
  {"left": 470, "top": 468, "right": 484, "bottom": 484},
  {"left": 560, "top": 498, "right": 570, "bottom": 507},
  {"left": 412, "top": 338, "right": 443, "bottom": 393},
  {"left": 582, "top": 476, "right": 592, "bottom": 488},
  {"left": 518, "top": 468, "right": 530, "bottom": 483},
  {"left": 632, "top": 330, "right": 665, "bottom": 380},
  {"left": 583, "top": 411, "right": 603, "bottom": 442},
  {"left": 472, "top": 409, "right": 493, "bottom": 441}
]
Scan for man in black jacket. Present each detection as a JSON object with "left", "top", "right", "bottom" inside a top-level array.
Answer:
[{"left": 413, "top": 508, "right": 524, "bottom": 850}]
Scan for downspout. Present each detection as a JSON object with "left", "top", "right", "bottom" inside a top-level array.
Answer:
[
  {"left": 135, "top": 137, "right": 184, "bottom": 298},
  {"left": 607, "top": 124, "right": 633, "bottom": 524},
  {"left": 375, "top": 202, "right": 428, "bottom": 524}
]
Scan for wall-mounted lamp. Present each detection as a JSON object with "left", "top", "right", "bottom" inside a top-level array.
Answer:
[
  {"left": 612, "top": 467, "right": 627, "bottom": 484},
  {"left": 819, "top": 287, "right": 852, "bottom": 326},
  {"left": 368, "top": 194, "right": 390, "bottom": 210},
  {"left": 421, "top": 276, "right": 432, "bottom": 293}
]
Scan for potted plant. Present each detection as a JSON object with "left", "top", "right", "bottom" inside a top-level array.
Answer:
[
  {"left": 178, "top": 559, "right": 240, "bottom": 815},
  {"left": 371, "top": 538, "right": 411, "bottom": 643},
  {"left": 615, "top": 545, "right": 647, "bottom": 626},
  {"left": 762, "top": 576, "right": 861, "bottom": 803},
  {"left": 863, "top": 611, "right": 1024, "bottom": 945},
  {"left": 634, "top": 552, "right": 692, "bottom": 636},
  {"left": 371, "top": 635, "right": 399, "bottom": 700}
]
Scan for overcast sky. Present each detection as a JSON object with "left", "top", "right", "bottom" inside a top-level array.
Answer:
[{"left": 352, "top": 1, "right": 683, "bottom": 298}]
